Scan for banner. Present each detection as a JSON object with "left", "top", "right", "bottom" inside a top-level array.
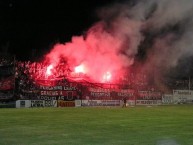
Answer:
[
  {"left": 15, "top": 100, "right": 57, "bottom": 108},
  {"left": 81, "top": 100, "right": 120, "bottom": 106},
  {"left": 40, "top": 90, "right": 77, "bottom": 97},
  {"left": 83, "top": 87, "right": 134, "bottom": 100},
  {"left": 173, "top": 90, "right": 193, "bottom": 95},
  {"left": 18, "top": 83, "right": 78, "bottom": 101},
  {"left": 173, "top": 90, "right": 193, "bottom": 104},
  {"left": 75, "top": 100, "right": 81, "bottom": 107},
  {"left": 31, "top": 100, "right": 44, "bottom": 107},
  {"left": 44, "top": 100, "right": 57, "bottom": 107},
  {"left": 137, "top": 90, "right": 162, "bottom": 100},
  {"left": 136, "top": 100, "right": 162, "bottom": 105},
  {"left": 162, "top": 94, "right": 173, "bottom": 104},
  {"left": 39, "top": 85, "right": 76, "bottom": 91},
  {"left": 37, "top": 96, "right": 57, "bottom": 100},
  {"left": 57, "top": 100, "right": 75, "bottom": 107},
  {"left": 16, "top": 100, "right": 31, "bottom": 108}
]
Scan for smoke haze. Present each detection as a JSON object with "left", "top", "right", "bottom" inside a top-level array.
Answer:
[{"left": 45, "top": 0, "right": 193, "bottom": 88}]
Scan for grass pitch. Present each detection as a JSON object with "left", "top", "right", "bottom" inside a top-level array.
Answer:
[{"left": 0, "top": 105, "right": 193, "bottom": 145}]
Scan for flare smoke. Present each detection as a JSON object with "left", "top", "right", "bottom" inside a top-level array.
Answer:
[{"left": 45, "top": 0, "right": 193, "bottom": 85}]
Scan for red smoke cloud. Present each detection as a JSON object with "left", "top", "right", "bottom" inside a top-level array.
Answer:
[
  {"left": 33, "top": 0, "right": 193, "bottom": 90},
  {"left": 45, "top": 22, "right": 138, "bottom": 83}
]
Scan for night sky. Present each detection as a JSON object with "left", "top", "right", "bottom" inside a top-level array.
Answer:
[{"left": 0, "top": 0, "right": 119, "bottom": 60}]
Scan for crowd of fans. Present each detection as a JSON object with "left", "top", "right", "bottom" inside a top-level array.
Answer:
[
  {"left": 1, "top": 56, "right": 193, "bottom": 101},
  {"left": 14, "top": 60, "right": 193, "bottom": 92},
  {"left": 15, "top": 61, "right": 70, "bottom": 80}
]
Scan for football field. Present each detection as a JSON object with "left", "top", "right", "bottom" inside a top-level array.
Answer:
[{"left": 0, "top": 105, "right": 193, "bottom": 145}]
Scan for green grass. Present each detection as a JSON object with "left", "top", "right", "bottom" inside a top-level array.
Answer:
[{"left": 0, "top": 105, "right": 193, "bottom": 145}]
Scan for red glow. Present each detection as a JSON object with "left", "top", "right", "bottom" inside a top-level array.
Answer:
[
  {"left": 43, "top": 22, "right": 136, "bottom": 83},
  {"left": 46, "top": 65, "right": 53, "bottom": 76}
]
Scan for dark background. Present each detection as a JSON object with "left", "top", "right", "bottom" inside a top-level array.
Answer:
[{"left": 0, "top": 0, "right": 120, "bottom": 60}]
